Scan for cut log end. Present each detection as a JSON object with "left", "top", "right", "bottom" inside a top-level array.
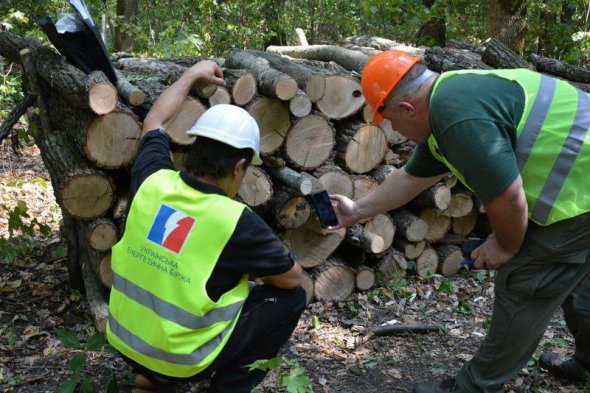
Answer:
[
  {"left": 60, "top": 172, "right": 115, "bottom": 220},
  {"left": 231, "top": 73, "right": 257, "bottom": 106},
  {"left": 317, "top": 75, "right": 365, "bottom": 119},
  {"left": 285, "top": 115, "right": 334, "bottom": 169},
  {"left": 249, "top": 97, "right": 290, "bottom": 154},
  {"left": 276, "top": 196, "right": 311, "bottom": 229},
  {"left": 289, "top": 91, "right": 312, "bottom": 117},
  {"left": 88, "top": 82, "right": 118, "bottom": 115},
  {"left": 342, "top": 124, "right": 387, "bottom": 174},
  {"left": 85, "top": 111, "right": 141, "bottom": 168},
  {"left": 165, "top": 97, "right": 206, "bottom": 146},
  {"left": 285, "top": 217, "right": 345, "bottom": 268},
  {"left": 238, "top": 166, "right": 273, "bottom": 207},
  {"left": 276, "top": 77, "right": 299, "bottom": 101},
  {"left": 313, "top": 261, "right": 355, "bottom": 303},
  {"left": 355, "top": 267, "right": 376, "bottom": 291},
  {"left": 89, "top": 219, "right": 118, "bottom": 252},
  {"left": 208, "top": 87, "right": 232, "bottom": 106}
]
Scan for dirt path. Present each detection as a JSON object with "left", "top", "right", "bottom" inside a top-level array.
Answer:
[{"left": 0, "top": 145, "right": 587, "bottom": 393}]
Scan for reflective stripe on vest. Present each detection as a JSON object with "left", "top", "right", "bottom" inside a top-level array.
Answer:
[
  {"left": 106, "top": 169, "right": 249, "bottom": 377},
  {"left": 427, "top": 69, "right": 590, "bottom": 226},
  {"left": 112, "top": 272, "right": 245, "bottom": 330}
]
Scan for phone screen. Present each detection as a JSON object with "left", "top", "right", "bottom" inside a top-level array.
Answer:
[{"left": 310, "top": 190, "right": 339, "bottom": 228}]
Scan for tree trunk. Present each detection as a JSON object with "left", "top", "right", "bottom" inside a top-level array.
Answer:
[
  {"left": 115, "top": 0, "right": 139, "bottom": 52},
  {"left": 486, "top": 0, "right": 530, "bottom": 54},
  {"left": 481, "top": 38, "right": 533, "bottom": 69}
]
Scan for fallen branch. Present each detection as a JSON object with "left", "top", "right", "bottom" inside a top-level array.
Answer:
[
  {"left": 371, "top": 323, "right": 441, "bottom": 336},
  {"left": 0, "top": 93, "right": 34, "bottom": 144}
]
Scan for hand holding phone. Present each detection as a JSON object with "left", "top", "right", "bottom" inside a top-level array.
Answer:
[{"left": 309, "top": 190, "right": 340, "bottom": 229}]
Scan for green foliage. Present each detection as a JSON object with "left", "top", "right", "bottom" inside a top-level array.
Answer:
[
  {"left": 1, "top": 201, "right": 51, "bottom": 263},
  {"left": 248, "top": 357, "right": 313, "bottom": 393},
  {"left": 56, "top": 331, "right": 118, "bottom": 393}
]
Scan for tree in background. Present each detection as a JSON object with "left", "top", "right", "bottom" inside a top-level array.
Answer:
[
  {"left": 114, "top": 0, "right": 138, "bottom": 52},
  {"left": 486, "top": 0, "right": 530, "bottom": 53}
]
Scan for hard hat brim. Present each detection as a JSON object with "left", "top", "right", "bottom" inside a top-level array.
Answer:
[{"left": 373, "top": 111, "right": 385, "bottom": 126}]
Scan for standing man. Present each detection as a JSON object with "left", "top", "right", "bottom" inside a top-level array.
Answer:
[
  {"left": 330, "top": 50, "right": 590, "bottom": 392},
  {"left": 106, "top": 61, "right": 305, "bottom": 392}
]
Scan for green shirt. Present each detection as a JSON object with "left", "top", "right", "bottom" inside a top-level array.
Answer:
[{"left": 405, "top": 74, "right": 525, "bottom": 203}]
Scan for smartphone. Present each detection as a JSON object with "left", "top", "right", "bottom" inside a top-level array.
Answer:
[{"left": 309, "top": 190, "right": 339, "bottom": 228}]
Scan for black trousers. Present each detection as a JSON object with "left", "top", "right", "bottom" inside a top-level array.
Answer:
[{"left": 121, "top": 284, "right": 307, "bottom": 392}]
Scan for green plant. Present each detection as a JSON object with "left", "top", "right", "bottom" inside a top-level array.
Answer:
[
  {"left": 55, "top": 330, "right": 119, "bottom": 393},
  {"left": 387, "top": 278, "right": 414, "bottom": 300},
  {"left": 1, "top": 200, "right": 51, "bottom": 263},
  {"left": 248, "top": 357, "right": 313, "bottom": 393},
  {"left": 457, "top": 300, "right": 472, "bottom": 315},
  {"left": 437, "top": 277, "right": 455, "bottom": 294}
]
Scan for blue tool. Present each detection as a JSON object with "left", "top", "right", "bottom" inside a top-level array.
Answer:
[
  {"left": 461, "top": 259, "right": 476, "bottom": 269},
  {"left": 460, "top": 238, "right": 484, "bottom": 270}
]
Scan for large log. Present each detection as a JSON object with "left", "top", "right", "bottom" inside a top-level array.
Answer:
[
  {"left": 248, "top": 97, "right": 291, "bottom": 155},
  {"left": 420, "top": 208, "right": 452, "bottom": 243},
  {"left": 114, "top": 69, "right": 146, "bottom": 106},
  {"left": 267, "top": 186, "right": 311, "bottom": 229},
  {"left": 115, "top": 57, "right": 218, "bottom": 98},
  {"left": 224, "top": 69, "right": 257, "bottom": 106},
  {"left": 448, "top": 192, "right": 474, "bottom": 218},
  {"left": 238, "top": 49, "right": 326, "bottom": 102},
  {"left": 416, "top": 246, "right": 439, "bottom": 278},
  {"left": 425, "top": 46, "right": 492, "bottom": 73},
  {"left": 390, "top": 209, "right": 429, "bottom": 242},
  {"left": 446, "top": 39, "right": 486, "bottom": 55},
  {"left": 225, "top": 49, "right": 298, "bottom": 100},
  {"left": 339, "top": 36, "right": 425, "bottom": 57},
  {"left": 284, "top": 114, "right": 335, "bottom": 169},
  {"left": 88, "top": 218, "right": 118, "bottom": 252},
  {"left": 394, "top": 238, "right": 426, "bottom": 260},
  {"left": 355, "top": 266, "right": 376, "bottom": 291},
  {"left": 314, "top": 165, "right": 354, "bottom": 198},
  {"left": 289, "top": 90, "right": 312, "bottom": 117},
  {"left": 452, "top": 210, "right": 478, "bottom": 236},
  {"left": 312, "top": 258, "right": 355, "bottom": 303},
  {"left": 345, "top": 224, "right": 385, "bottom": 254},
  {"left": 413, "top": 183, "right": 451, "bottom": 211},
  {"left": 375, "top": 248, "right": 407, "bottom": 283},
  {"left": 365, "top": 213, "right": 395, "bottom": 251},
  {"left": 481, "top": 38, "right": 533, "bottom": 70},
  {"left": 529, "top": 53, "right": 590, "bottom": 84},
  {"left": 207, "top": 86, "right": 231, "bottom": 106},
  {"left": 336, "top": 123, "right": 387, "bottom": 174},
  {"left": 238, "top": 166, "right": 273, "bottom": 207},
  {"left": 435, "top": 244, "right": 463, "bottom": 276},
  {"left": 266, "top": 45, "right": 369, "bottom": 73},
  {"left": 352, "top": 175, "right": 378, "bottom": 201},
  {"left": 284, "top": 216, "right": 345, "bottom": 268},
  {"left": 316, "top": 74, "right": 365, "bottom": 119},
  {"left": 164, "top": 97, "right": 207, "bottom": 146}
]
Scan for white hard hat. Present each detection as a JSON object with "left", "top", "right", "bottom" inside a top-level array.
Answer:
[{"left": 187, "top": 104, "right": 262, "bottom": 165}]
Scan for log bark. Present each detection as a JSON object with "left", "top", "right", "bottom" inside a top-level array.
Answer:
[
  {"left": 267, "top": 186, "right": 311, "bottom": 229},
  {"left": 238, "top": 49, "right": 326, "bottom": 102},
  {"left": 238, "top": 166, "right": 273, "bottom": 207},
  {"left": 225, "top": 49, "right": 298, "bottom": 100},
  {"left": 312, "top": 258, "right": 355, "bottom": 303},
  {"left": 81, "top": 256, "right": 109, "bottom": 332},
  {"left": 294, "top": 28, "right": 309, "bottom": 47},
  {"left": 284, "top": 216, "right": 345, "bottom": 268},
  {"left": 425, "top": 46, "right": 492, "bottom": 73},
  {"left": 0, "top": 93, "right": 34, "bottom": 144},
  {"left": 339, "top": 36, "right": 425, "bottom": 57},
  {"left": 416, "top": 246, "right": 439, "bottom": 278},
  {"left": 446, "top": 39, "right": 486, "bottom": 55},
  {"left": 115, "top": 57, "right": 217, "bottom": 98},
  {"left": 266, "top": 45, "right": 369, "bottom": 73},
  {"left": 345, "top": 224, "right": 385, "bottom": 254},
  {"left": 284, "top": 114, "right": 334, "bottom": 169},
  {"left": 336, "top": 123, "right": 387, "bottom": 174},
  {"left": 379, "top": 120, "right": 408, "bottom": 146},
  {"left": 248, "top": 97, "right": 290, "bottom": 155},
  {"left": 268, "top": 166, "right": 321, "bottom": 195},
  {"left": 420, "top": 208, "right": 452, "bottom": 243},
  {"left": 391, "top": 209, "right": 429, "bottom": 242},
  {"left": 115, "top": 69, "right": 146, "bottom": 106},
  {"left": 301, "top": 269, "right": 314, "bottom": 305},
  {"left": 355, "top": 266, "right": 376, "bottom": 291},
  {"left": 481, "top": 38, "right": 533, "bottom": 69},
  {"left": 435, "top": 244, "right": 463, "bottom": 276},
  {"left": 413, "top": 183, "right": 451, "bottom": 210},
  {"left": 313, "top": 165, "right": 354, "bottom": 198},
  {"left": 529, "top": 53, "right": 590, "bottom": 84},
  {"left": 375, "top": 248, "right": 407, "bottom": 283},
  {"left": 371, "top": 165, "right": 397, "bottom": 184}
]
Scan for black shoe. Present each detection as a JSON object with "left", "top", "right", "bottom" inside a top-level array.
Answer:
[
  {"left": 413, "top": 378, "right": 461, "bottom": 393},
  {"left": 539, "top": 353, "right": 590, "bottom": 382}
]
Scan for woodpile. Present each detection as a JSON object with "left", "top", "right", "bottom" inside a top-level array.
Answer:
[{"left": 4, "top": 30, "right": 587, "bottom": 329}]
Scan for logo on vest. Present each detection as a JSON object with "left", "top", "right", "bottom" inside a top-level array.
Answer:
[{"left": 147, "top": 204, "right": 196, "bottom": 254}]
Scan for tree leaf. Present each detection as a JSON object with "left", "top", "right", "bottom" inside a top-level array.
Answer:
[
  {"left": 56, "top": 378, "right": 78, "bottom": 393},
  {"left": 106, "top": 374, "right": 119, "bottom": 393},
  {"left": 279, "top": 365, "right": 313, "bottom": 393},
  {"left": 103, "top": 344, "right": 119, "bottom": 354},
  {"left": 86, "top": 333, "right": 105, "bottom": 351},
  {"left": 69, "top": 353, "right": 86, "bottom": 376},
  {"left": 80, "top": 373, "right": 94, "bottom": 393},
  {"left": 57, "top": 330, "right": 82, "bottom": 349}
]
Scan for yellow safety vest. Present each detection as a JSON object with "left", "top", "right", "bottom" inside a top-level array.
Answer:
[
  {"left": 428, "top": 69, "right": 590, "bottom": 225},
  {"left": 106, "top": 169, "right": 249, "bottom": 377}
]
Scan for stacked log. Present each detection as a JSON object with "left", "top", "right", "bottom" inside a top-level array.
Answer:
[{"left": 11, "top": 31, "right": 584, "bottom": 313}]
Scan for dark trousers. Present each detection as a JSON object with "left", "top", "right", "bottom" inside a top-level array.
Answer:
[
  {"left": 122, "top": 284, "right": 307, "bottom": 392},
  {"left": 456, "top": 213, "right": 590, "bottom": 392}
]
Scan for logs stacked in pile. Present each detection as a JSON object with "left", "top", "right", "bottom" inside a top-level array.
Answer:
[{"left": 0, "top": 32, "right": 488, "bottom": 324}]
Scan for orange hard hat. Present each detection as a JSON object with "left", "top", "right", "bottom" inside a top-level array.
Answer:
[{"left": 361, "top": 50, "right": 422, "bottom": 126}]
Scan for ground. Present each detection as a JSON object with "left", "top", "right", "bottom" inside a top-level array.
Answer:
[{"left": 0, "top": 144, "right": 588, "bottom": 393}]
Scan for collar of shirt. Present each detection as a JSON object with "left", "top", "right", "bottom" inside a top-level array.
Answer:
[{"left": 180, "top": 172, "right": 226, "bottom": 196}]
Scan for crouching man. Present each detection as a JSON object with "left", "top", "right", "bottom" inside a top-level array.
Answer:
[{"left": 106, "top": 61, "right": 305, "bottom": 392}]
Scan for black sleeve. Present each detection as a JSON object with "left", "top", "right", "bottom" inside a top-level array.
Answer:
[
  {"left": 129, "top": 129, "right": 175, "bottom": 201},
  {"left": 216, "top": 210, "right": 294, "bottom": 277}
]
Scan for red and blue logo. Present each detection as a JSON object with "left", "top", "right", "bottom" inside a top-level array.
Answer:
[{"left": 147, "top": 204, "right": 196, "bottom": 254}]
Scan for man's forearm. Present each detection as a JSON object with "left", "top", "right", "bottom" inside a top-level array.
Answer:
[
  {"left": 142, "top": 72, "right": 199, "bottom": 135},
  {"left": 484, "top": 177, "right": 528, "bottom": 254},
  {"left": 355, "top": 167, "right": 444, "bottom": 220}
]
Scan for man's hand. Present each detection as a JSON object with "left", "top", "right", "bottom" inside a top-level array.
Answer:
[
  {"left": 328, "top": 194, "right": 361, "bottom": 229},
  {"left": 184, "top": 60, "right": 226, "bottom": 88},
  {"left": 472, "top": 233, "right": 515, "bottom": 270}
]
